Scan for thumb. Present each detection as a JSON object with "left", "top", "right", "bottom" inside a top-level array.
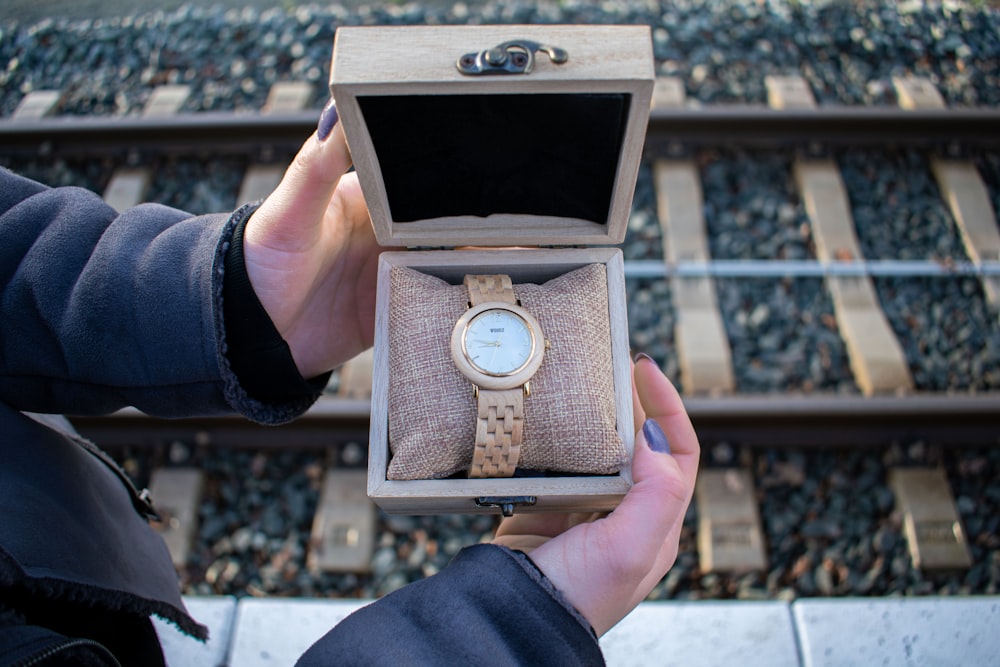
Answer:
[
  {"left": 603, "top": 415, "right": 688, "bottom": 564},
  {"left": 599, "top": 357, "right": 699, "bottom": 581},
  {"left": 248, "top": 99, "right": 353, "bottom": 251}
]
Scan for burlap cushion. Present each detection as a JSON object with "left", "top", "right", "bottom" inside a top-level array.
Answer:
[{"left": 387, "top": 264, "right": 626, "bottom": 480}]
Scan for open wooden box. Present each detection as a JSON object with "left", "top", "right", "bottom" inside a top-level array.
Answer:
[{"left": 331, "top": 25, "right": 653, "bottom": 514}]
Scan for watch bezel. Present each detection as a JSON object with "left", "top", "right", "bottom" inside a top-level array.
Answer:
[{"left": 451, "top": 302, "right": 545, "bottom": 390}]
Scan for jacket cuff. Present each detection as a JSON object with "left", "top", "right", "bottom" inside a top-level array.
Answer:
[
  {"left": 213, "top": 203, "right": 328, "bottom": 424},
  {"left": 294, "top": 543, "right": 604, "bottom": 666},
  {"left": 504, "top": 546, "right": 599, "bottom": 640},
  {"left": 221, "top": 208, "right": 330, "bottom": 403}
]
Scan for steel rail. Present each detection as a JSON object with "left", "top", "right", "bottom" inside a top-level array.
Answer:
[
  {"left": 74, "top": 394, "right": 1000, "bottom": 449},
  {"left": 2, "top": 106, "right": 1000, "bottom": 158},
  {"left": 623, "top": 259, "right": 1000, "bottom": 280},
  {"left": 644, "top": 105, "right": 1000, "bottom": 149}
]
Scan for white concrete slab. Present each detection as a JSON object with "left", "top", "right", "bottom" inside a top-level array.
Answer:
[
  {"left": 601, "top": 601, "right": 800, "bottom": 667},
  {"left": 230, "top": 598, "right": 799, "bottom": 666},
  {"left": 228, "top": 598, "right": 369, "bottom": 666},
  {"left": 155, "top": 596, "right": 237, "bottom": 667},
  {"left": 793, "top": 597, "right": 1000, "bottom": 667},
  {"left": 159, "top": 594, "right": 1000, "bottom": 666}
]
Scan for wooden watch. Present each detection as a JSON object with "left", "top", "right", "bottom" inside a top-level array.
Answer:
[{"left": 451, "top": 274, "right": 546, "bottom": 478}]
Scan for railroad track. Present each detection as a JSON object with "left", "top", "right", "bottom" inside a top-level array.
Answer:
[{"left": 2, "top": 74, "right": 999, "bottom": 601}]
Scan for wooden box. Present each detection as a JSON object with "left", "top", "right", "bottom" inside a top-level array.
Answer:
[{"left": 330, "top": 25, "right": 653, "bottom": 514}]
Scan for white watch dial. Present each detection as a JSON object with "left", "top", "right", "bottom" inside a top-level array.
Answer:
[{"left": 464, "top": 308, "right": 535, "bottom": 376}]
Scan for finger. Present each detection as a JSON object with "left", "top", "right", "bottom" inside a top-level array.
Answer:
[
  {"left": 248, "top": 99, "right": 353, "bottom": 250},
  {"left": 633, "top": 509, "right": 685, "bottom": 596},
  {"left": 605, "top": 413, "right": 690, "bottom": 561},
  {"left": 600, "top": 357, "right": 699, "bottom": 568},
  {"left": 494, "top": 512, "right": 601, "bottom": 541},
  {"left": 634, "top": 354, "right": 699, "bottom": 472},
  {"left": 628, "top": 357, "right": 700, "bottom": 587},
  {"left": 490, "top": 534, "right": 551, "bottom": 554},
  {"left": 630, "top": 356, "right": 646, "bottom": 434}
]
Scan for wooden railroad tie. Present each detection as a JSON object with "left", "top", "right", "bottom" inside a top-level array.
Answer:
[
  {"left": 767, "top": 75, "right": 914, "bottom": 396},
  {"left": 321, "top": 344, "right": 373, "bottom": 557},
  {"left": 308, "top": 461, "right": 376, "bottom": 574},
  {"left": 338, "top": 348, "right": 375, "bottom": 400},
  {"left": 308, "top": 348, "right": 376, "bottom": 572},
  {"left": 889, "top": 467, "right": 972, "bottom": 570},
  {"left": 695, "top": 468, "right": 767, "bottom": 573},
  {"left": 10, "top": 90, "right": 62, "bottom": 121},
  {"left": 149, "top": 467, "right": 205, "bottom": 569},
  {"left": 894, "top": 76, "right": 1000, "bottom": 313},
  {"left": 653, "top": 77, "right": 735, "bottom": 396}
]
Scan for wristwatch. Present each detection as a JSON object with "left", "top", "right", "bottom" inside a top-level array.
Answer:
[{"left": 451, "top": 274, "right": 546, "bottom": 478}]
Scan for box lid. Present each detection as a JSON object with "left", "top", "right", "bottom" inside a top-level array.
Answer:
[{"left": 330, "top": 25, "right": 654, "bottom": 247}]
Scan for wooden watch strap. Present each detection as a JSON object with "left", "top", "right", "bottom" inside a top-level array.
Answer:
[
  {"left": 465, "top": 274, "right": 517, "bottom": 307},
  {"left": 464, "top": 274, "right": 525, "bottom": 478},
  {"left": 469, "top": 388, "right": 524, "bottom": 478}
]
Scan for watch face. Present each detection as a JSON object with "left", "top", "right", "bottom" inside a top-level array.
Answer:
[{"left": 462, "top": 308, "right": 536, "bottom": 376}]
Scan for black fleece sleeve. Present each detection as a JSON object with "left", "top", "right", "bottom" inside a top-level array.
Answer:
[
  {"left": 0, "top": 169, "right": 229, "bottom": 417},
  {"left": 294, "top": 544, "right": 604, "bottom": 667},
  {"left": 0, "top": 168, "right": 324, "bottom": 422},
  {"left": 221, "top": 213, "right": 330, "bottom": 403}
]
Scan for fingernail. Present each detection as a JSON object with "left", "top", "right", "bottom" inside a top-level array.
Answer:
[
  {"left": 642, "top": 418, "right": 671, "bottom": 455},
  {"left": 317, "top": 98, "right": 339, "bottom": 142},
  {"left": 633, "top": 352, "right": 656, "bottom": 365}
]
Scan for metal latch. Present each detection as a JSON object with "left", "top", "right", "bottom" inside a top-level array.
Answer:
[
  {"left": 457, "top": 41, "right": 568, "bottom": 76},
  {"left": 476, "top": 495, "right": 537, "bottom": 516}
]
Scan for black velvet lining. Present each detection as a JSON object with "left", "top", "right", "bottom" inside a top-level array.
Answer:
[
  {"left": 358, "top": 93, "right": 630, "bottom": 223},
  {"left": 222, "top": 215, "right": 329, "bottom": 403}
]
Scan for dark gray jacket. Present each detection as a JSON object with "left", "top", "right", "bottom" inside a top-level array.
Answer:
[{"left": 0, "top": 168, "right": 602, "bottom": 665}]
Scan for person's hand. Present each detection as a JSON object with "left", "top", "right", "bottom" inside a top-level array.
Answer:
[
  {"left": 492, "top": 354, "right": 699, "bottom": 636},
  {"left": 241, "top": 100, "right": 382, "bottom": 379}
]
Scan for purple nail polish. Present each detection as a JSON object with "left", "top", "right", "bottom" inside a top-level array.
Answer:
[
  {"left": 317, "top": 98, "right": 339, "bottom": 141},
  {"left": 642, "top": 418, "right": 671, "bottom": 455}
]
